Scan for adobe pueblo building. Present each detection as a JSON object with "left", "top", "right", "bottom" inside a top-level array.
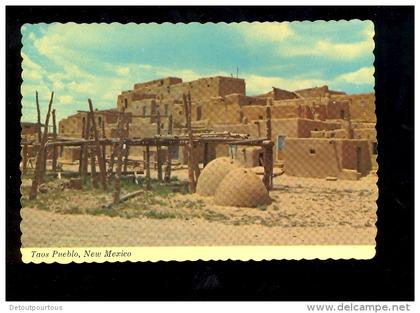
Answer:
[{"left": 55, "top": 75, "right": 376, "bottom": 181}]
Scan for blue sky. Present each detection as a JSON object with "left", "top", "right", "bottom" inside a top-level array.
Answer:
[{"left": 21, "top": 21, "right": 374, "bottom": 122}]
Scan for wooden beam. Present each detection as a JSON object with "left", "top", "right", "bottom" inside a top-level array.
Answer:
[
  {"left": 156, "top": 110, "right": 163, "bottom": 181},
  {"left": 106, "top": 189, "right": 145, "bottom": 208},
  {"left": 90, "top": 147, "right": 98, "bottom": 188},
  {"left": 51, "top": 109, "right": 58, "bottom": 172},
  {"left": 29, "top": 92, "right": 54, "bottom": 200},
  {"left": 113, "top": 108, "right": 127, "bottom": 204},
  {"left": 108, "top": 109, "right": 124, "bottom": 182},
  {"left": 22, "top": 144, "right": 28, "bottom": 175},
  {"left": 164, "top": 114, "right": 173, "bottom": 183},
  {"left": 266, "top": 105, "right": 272, "bottom": 140},
  {"left": 145, "top": 145, "right": 151, "bottom": 190},
  {"left": 81, "top": 112, "right": 91, "bottom": 182},
  {"left": 262, "top": 140, "right": 274, "bottom": 191},
  {"left": 203, "top": 142, "right": 209, "bottom": 168},
  {"left": 88, "top": 99, "right": 107, "bottom": 191},
  {"left": 123, "top": 121, "right": 130, "bottom": 173},
  {"left": 78, "top": 144, "right": 83, "bottom": 175},
  {"left": 183, "top": 92, "right": 195, "bottom": 193},
  {"left": 35, "top": 91, "right": 42, "bottom": 143}
]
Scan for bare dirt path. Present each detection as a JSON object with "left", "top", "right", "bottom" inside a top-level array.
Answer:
[{"left": 21, "top": 207, "right": 376, "bottom": 247}]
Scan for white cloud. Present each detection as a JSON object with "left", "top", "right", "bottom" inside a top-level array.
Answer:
[
  {"left": 284, "top": 39, "right": 374, "bottom": 60},
  {"left": 58, "top": 95, "right": 75, "bottom": 105},
  {"left": 235, "top": 22, "right": 294, "bottom": 44},
  {"left": 335, "top": 66, "right": 375, "bottom": 85},
  {"left": 116, "top": 66, "right": 130, "bottom": 76}
]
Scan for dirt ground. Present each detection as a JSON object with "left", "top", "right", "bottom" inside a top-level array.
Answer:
[{"left": 20, "top": 168, "right": 377, "bottom": 247}]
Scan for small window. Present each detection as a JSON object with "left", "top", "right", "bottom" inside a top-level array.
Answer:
[
  {"left": 340, "top": 109, "right": 345, "bottom": 119},
  {"left": 309, "top": 149, "right": 316, "bottom": 155},
  {"left": 258, "top": 115, "right": 263, "bottom": 120},
  {"left": 124, "top": 99, "right": 128, "bottom": 109}
]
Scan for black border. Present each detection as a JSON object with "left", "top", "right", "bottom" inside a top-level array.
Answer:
[{"left": 6, "top": 6, "right": 414, "bottom": 301}]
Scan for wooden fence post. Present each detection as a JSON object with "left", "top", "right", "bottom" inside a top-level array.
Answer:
[
  {"left": 113, "top": 108, "right": 127, "bottom": 204},
  {"left": 203, "top": 142, "right": 209, "bottom": 168},
  {"left": 81, "top": 112, "right": 91, "bottom": 182},
  {"left": 266, "top": 105, "right": 272, "bottom": 141},
  {"left": 164, "top": 114, "right": 173, "bottom": 182},
  {"left": 123, "top": 121, "right": 130, "bottom": 173},
  {"left": 156, "top": 110, "right": 163, "bottom": 181},
  {"left": 22, "top": 144, "right": 28, "bottom": 175},
  {"left": 36, "top": 91, "right": 42, "bottom": 143},
  {"left": 262, "top": 140, "right": 274, "bottom": 191},
  {"left": 88, "top": 99, "right": 107, "bottom": 190},
  {"left": 145, "top": 145, "right": 151, "bottom": 190},
  {"left": 29, "top": 92, "right": 54, "bottom": 200},
  {"left": 183, "top": 93, "right": 196, "bottom": 193},
  {"left": 51, "top": 109, "right": 58, "bottom": 172},
  {"left": 108, "top": 109, "right": 124, "bottom": 182}
]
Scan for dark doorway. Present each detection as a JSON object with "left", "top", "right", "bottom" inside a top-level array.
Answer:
[{"left": 196, "top": 106, "right": 202, "bottom": 121}]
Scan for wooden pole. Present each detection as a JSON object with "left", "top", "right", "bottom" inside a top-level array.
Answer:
[
  {"left": 156, "top": 110, "right": 163, "bottom": 181},
  {"left": 51, "top": 109, "right": 58, "bottom": 172},
  {"left": 101, "top": 120, "right": 107, "bottom": 170},
  {"left": 164, "top": 114, "right": 173, "bottom": 182},
  {"left": 113, "top": 108, "right": 127, "bottom": 204},
  {"left": 146, "top": 145, "right": 151, "bottom": 190},
  {"left": 35, "top": 91, "right": 42, "bottom": 143},
  {"left": 203, "top": 142, "right": 209, "bottom": 168},
  {"left": 81, "top": 112, "right": 91, "bottom": 182},
  {"left": 108, "top": 110, "right": 124, "bottom": 182},
  {"left": 90, "top": 147, "right": 98, "bottom": 188},
  {"left": 29, "top": 92, "right": 54, "bottom": 200},
  {"left": 123, "top": 121, "right": 130, "bottom": 173},
  {"left": 114, "top": 108, "right": 128, "bottom": 203},
  {"left": 262, "top": 140, "right": 274, "bottom": 191},
  {"left": 78, "top": 143, "right": 83, "bottom": 175},
  {"left": 22, "top": 144, "right": 28, "bottom": 175},
  {"left": 266, "top": 105, "right": 272, "bottom": 140},
  {"left": 183, "top": 93, "right": 195, "bottom": 193},
  {"left": 88, "top": 99, "right": 107, "bottom": 190}
]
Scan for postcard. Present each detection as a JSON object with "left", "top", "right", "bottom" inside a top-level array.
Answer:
[{"left": 19, "top": 21, "right": 377, "bottom": 263}]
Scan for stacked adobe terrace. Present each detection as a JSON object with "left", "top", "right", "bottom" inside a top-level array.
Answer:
[{"left": 56, "top": 75, "right": 376, "bottom": 180}]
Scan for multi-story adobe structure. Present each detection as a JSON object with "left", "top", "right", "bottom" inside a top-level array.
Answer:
[{"left": 57, "top": 75, "right": 376, "bottom": 180}]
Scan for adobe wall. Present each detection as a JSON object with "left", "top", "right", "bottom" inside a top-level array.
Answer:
[
  {"left": 133, "top": 77, "right": 183, "bottom": 91},
  {"left": 59, "top": 111, "right": 121, "bottom": 138},
  {"left": 194, "top": 97, "right": 242, "bottom": 125},
  {"left": 353, "top": 128, "right": 377, "bottom": 141},
  {"left": 21, "top": 123, "right": 41, "bottom": 136},
  {"left": 348, "top": 93, "right": 376, "bottom": 122},
  {"left": 284, "top": 138, "right": 372, "bottom": 179},
  {"left": 60, "top": 146, "right": 81, "bottom": 163},
  {"left": 338, "top": 140, "right": 372, "bottom": 176},
  {"left": 119, "top": 76, "right": 246, "bottom": 110},
  {"left": 297, "top": 119, "right": 342, "bottom": 138},
  {"left": 284, "top": 138, "right": 341, "bottom": 178},
  {"left": 59, "top": 113, "right": 86, "bottom": 137},
  {"left": 241, "top": 105, "right": 269, "bottom": 121},
  {"left": 295, "top": 85, "right": 346, "bottom": 98},
  {"left": 310, "top": 129, "right": 348, "bottom": 139},
  {"left": 326, "top": 99, "right": 351, "bottom": 120}
]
